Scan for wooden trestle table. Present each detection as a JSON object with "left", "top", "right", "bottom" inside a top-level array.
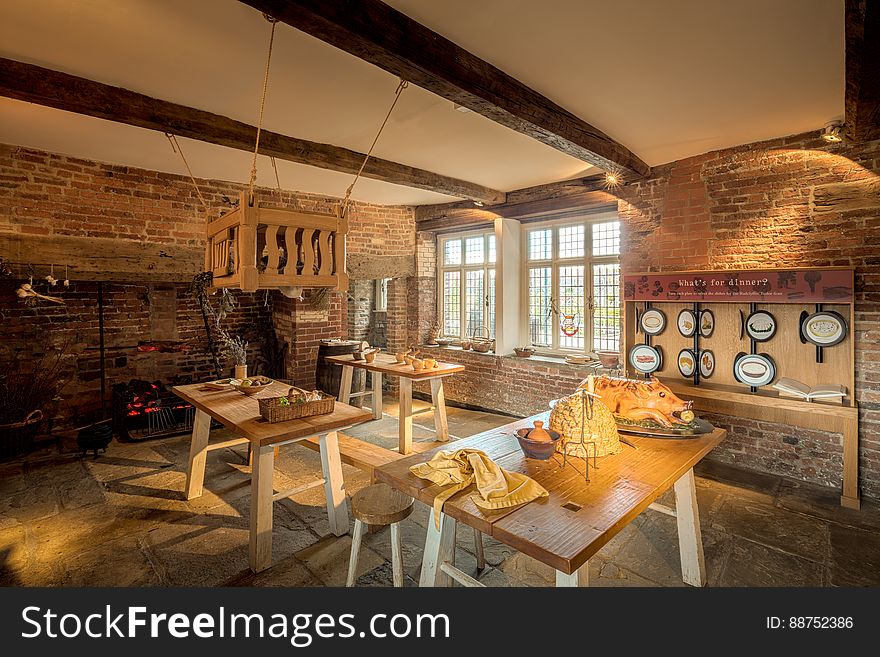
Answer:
[
  {"left": 173, "top": 381, "right": 372, "bottom": 573},
  {"left": 325, "top": 353, "right": 465, "bottom": 454},
  {"left": 376, "top": 411, "right": 726, "bottom": 587}
]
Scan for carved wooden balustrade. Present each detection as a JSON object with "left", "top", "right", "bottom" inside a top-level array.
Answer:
[{"left": 205, "top": 191, "right": 348, "bottom": 293}]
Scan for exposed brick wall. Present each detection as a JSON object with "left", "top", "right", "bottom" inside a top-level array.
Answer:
[
  {"left": 1, "top": 145, "right": 415, "bottom": 423},
  {"left": 415, "top": 131, "right": 880, "bottom": 500},
  {"left": 0, "top": 279, "right": 268, "bottom": 425}
]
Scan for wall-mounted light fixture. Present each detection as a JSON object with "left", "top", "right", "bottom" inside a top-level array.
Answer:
[
  {"left": 821, "top": 120, "right": 844, "bottom": 143},
  {"left": 473, "top": 200, "right": 484, "bottom": 207}
]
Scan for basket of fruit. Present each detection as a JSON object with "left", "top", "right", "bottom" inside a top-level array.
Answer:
[
  {"left": 258, "top": 386, "right": 335, "bottom": 423},
  {"left": 233, "top": 376, "right": 274, "bottom": 395}
]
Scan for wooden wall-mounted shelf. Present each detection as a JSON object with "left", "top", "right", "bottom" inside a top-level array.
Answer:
[{"left": 622, "top": 268, "right": 859, "bottom": 509}]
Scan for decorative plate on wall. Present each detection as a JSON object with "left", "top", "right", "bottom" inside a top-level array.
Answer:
[
  {"left": 699, "top": 349, "right": 715, "bottom": 378},
  {"left": 745, "top": 310, "right": 777, "bottom": 342},
  {"left": 639, "top": 309, "right": 667, "bottom": 336},
  {"left": 699, "top": 310, "right": 715, "bottom": 338},
  {"left": 733, "top": 352, "right": 776, "bottom": 387},
  {"left": 677, "top": 349, "right": 696, "bottom": 377},
  {"left": 801, "top": 311, "right": 847, "bottom": 347},
  {"left": 677, "top": 309, "right": 697, "bottom": 337},
  {"left": 629, "top": 344, "right": 662, "bottom": 374}
]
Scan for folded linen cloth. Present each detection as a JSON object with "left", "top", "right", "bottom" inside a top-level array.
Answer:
[{"left": 410, "top": 448, "right": 549, "bottom": 528}]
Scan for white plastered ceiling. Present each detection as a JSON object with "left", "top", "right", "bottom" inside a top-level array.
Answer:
[{"left": 0, "top": 0, "right": 843, "bottom": 205}]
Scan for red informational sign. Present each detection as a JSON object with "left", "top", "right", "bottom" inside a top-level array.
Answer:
[{"left": 623, "top": 268, "right": 853, "bottom": 304}]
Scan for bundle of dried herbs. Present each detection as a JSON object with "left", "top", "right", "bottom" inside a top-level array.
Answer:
[{"left": 0, "top": 339, "right": 71, "bottom": 426}]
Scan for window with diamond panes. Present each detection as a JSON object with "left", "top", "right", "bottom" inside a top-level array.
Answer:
[
  {"left": 558, "top": 265, "right": 585, "bottom": 350},
  {"left": 523, "top": 216, "right": 620, "bottom": 354},
  {"left": 558, "top": 225, "right": 585, "bottom": 259},
  {"left": 528, "top": 267, "right": 553, "bottom": 347},
  {"left": 592, "top": 221, "right": 620, "bottom": 256},
  {"left": 442, "top": 271, "right": 461, "bottom": 338},
  {"left": 444, "top": 239, "right": 462, "bottom": 266},
  {"left": 438, "top": 231, "right": 496, "bottom": 343},
  {"left": 465, "top": 270, "right": 485, "bottom": 337},
  {"left": 528, "top": 229, "right": 552, "bottom": 261},
  {"left": 592, "top": 263, "right": 620, "bottom": 351}
]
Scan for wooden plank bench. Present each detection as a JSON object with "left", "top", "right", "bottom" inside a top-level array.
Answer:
[{"left": 299, "top": 432, "right": 436, "bottom": 479}]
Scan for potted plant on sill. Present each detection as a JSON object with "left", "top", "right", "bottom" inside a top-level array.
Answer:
[{"left": 0, "top": 341, "right": 70, "bottom": 460}]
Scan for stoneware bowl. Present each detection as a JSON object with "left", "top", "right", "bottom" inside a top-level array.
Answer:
[
  {"left": 597, "top": 351, "right": 620, "bottom": 368},
  {"left": 412, "top": 359, "right": 425, "bottom": 372},
  {"left": 422, "top": 357, "right": 437, "bottom": 369},
  {"left": 515, "top": 427, "right": 561, "bottom": 460}
]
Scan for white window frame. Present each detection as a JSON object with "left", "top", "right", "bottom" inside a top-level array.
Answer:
[
  {"left": 520, "top": 211, "right": 620, "bottom": 356},
  {"left": 374, "top": 278, "right": 389, "bottom": 312},
  {"left": 437, "top": 229, "right": 496, "bottom": 341}
]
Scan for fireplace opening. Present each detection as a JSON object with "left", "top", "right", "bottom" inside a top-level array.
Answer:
[{"left": 112, "top": 378, "right": 196, "bottom": 441}]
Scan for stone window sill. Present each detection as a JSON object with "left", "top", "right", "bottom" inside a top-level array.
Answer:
[{"left": 420, "top": 344, "right": 618, "bottom": 370}]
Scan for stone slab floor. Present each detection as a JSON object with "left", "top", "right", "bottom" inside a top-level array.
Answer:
[{"left": 2, "top": 397, "right": 879, "bottom": 587}]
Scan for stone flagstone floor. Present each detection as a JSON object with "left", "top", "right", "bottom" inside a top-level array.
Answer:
[{"left": 1, "top": 397, "right": 879, "bottom": 587}]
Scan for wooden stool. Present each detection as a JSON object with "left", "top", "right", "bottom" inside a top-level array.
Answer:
[{"left": 347, "top": 483, "right": 414, "bottom": 587}]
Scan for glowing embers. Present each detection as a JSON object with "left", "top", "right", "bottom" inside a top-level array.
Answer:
[{"left": 112, "top": 379, "right": 195, "bottom": 441}]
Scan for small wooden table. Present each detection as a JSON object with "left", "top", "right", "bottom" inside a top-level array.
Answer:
[
  {"left": 173, "top": 381, "right": 372, "bottom": 573},
  {"left": 375, "top": 412, "right": 726, "bottom": 587},
  {"left": 325, "top": 354, "right": 465, "bottom": 455}
]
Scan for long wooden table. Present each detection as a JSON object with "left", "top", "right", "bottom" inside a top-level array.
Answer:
[
  {"left": 325, "top": 353, "right": 465, "bottom": 455},
  {"left": 173, "top": 381, "right": 372, "bottom": 572},
  {"left": 376, "top": 412, "right": 726, "bottom": 587}
]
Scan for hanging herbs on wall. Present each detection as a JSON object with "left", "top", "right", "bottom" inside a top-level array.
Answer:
[
  {"left": 187, "top": 272, "right": 222, "bottom": 378},
  {"left": 16, "top": 280, "right": 64, "bottom": 306}
]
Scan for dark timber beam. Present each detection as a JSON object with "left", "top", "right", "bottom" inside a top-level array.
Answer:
[
  {"left": 845, "top": 0, "right": 880, "bottom": 142},
  {"left": 240, "top": 0, "right": 650, "bottom": 177},
  {"left": 0, "top": 57, "right": 504, "bottom": 204},
  {"left": 415, "top": 174, "right": 620, "bottom": 232}
]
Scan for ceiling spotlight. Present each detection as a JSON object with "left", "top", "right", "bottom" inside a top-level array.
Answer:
[
  {"left": 473, "top": 200, "right": 484, "bottom": 207},
  {"left": 821, "top": 121, "right": 844, "bottom": 143},
  {"left": 604, "top": 172, "right": 620, "bottom": 188}
]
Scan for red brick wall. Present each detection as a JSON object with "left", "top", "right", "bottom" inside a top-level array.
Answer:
[
  {"left": 415, "top": 131, "right": 880, "bottom": 499},
  {"left": 0, "top": 279, "right": 269, "bottom": 425},
  {"left": 1, "top": 145, "right": 415, "bottom": 421}
]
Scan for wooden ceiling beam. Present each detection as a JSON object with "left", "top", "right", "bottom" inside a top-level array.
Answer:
[
  {"left": 0, "top": 57, "right": 504, "bottom": 204},
  {"left": 415, "top": 174, "right": 620, "bottom": 232},
  {"left": 845, "top": 0, "right": 880, "bottom": 142},
  {"left": 240, "top": 0, "right": 650, "bottom": 177}
]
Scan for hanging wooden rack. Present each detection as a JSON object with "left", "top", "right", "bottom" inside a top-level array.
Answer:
[{"left": 205, "top": 191, "right": 348, "bottom": 296}]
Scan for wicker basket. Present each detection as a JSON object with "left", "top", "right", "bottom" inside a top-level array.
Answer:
[
  {"left": 0, "top": 410, "right": 43, "bottom": 461},
  {"left": 470, "top": 325, "right": 495, "bottom": 353},
  {"left": 258, "top": 387, "right": 335, "bottom": 423}
]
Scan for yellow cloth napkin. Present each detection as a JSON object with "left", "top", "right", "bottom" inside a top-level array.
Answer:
[{"left": 410, "top": 448, "right": 549, "bottom": 527}]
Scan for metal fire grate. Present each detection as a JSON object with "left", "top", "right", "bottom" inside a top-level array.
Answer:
[{"left": 111, "top": 379, "right": 194, "bottom": 442}]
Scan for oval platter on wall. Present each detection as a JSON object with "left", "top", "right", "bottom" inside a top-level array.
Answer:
[
  {"left": 733, "top": 352, "right": 776, "bottom": 387},
  {"left": 677, "top": 349, "right": 696, "bottom": 377},
  {"left": 639, "top": 309, "right": 666, "bottom": 336},
  {"left": 801, "top": 311, "right": 847, "bottom": 347},
  {"left": 699, "top": 349, "right": 715, "bottom": 379},
  {"left": 677, "top": 309, "right": 696, "bottom": 337},
  {"left": 629, "top": 344, "right": 662, "bottom": 375},
  {"left": 745, "top": 310, "right": 777, "bottom": 342},
  {"left": 699, "top": 309, "right": 715, "bottom": 338}
]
